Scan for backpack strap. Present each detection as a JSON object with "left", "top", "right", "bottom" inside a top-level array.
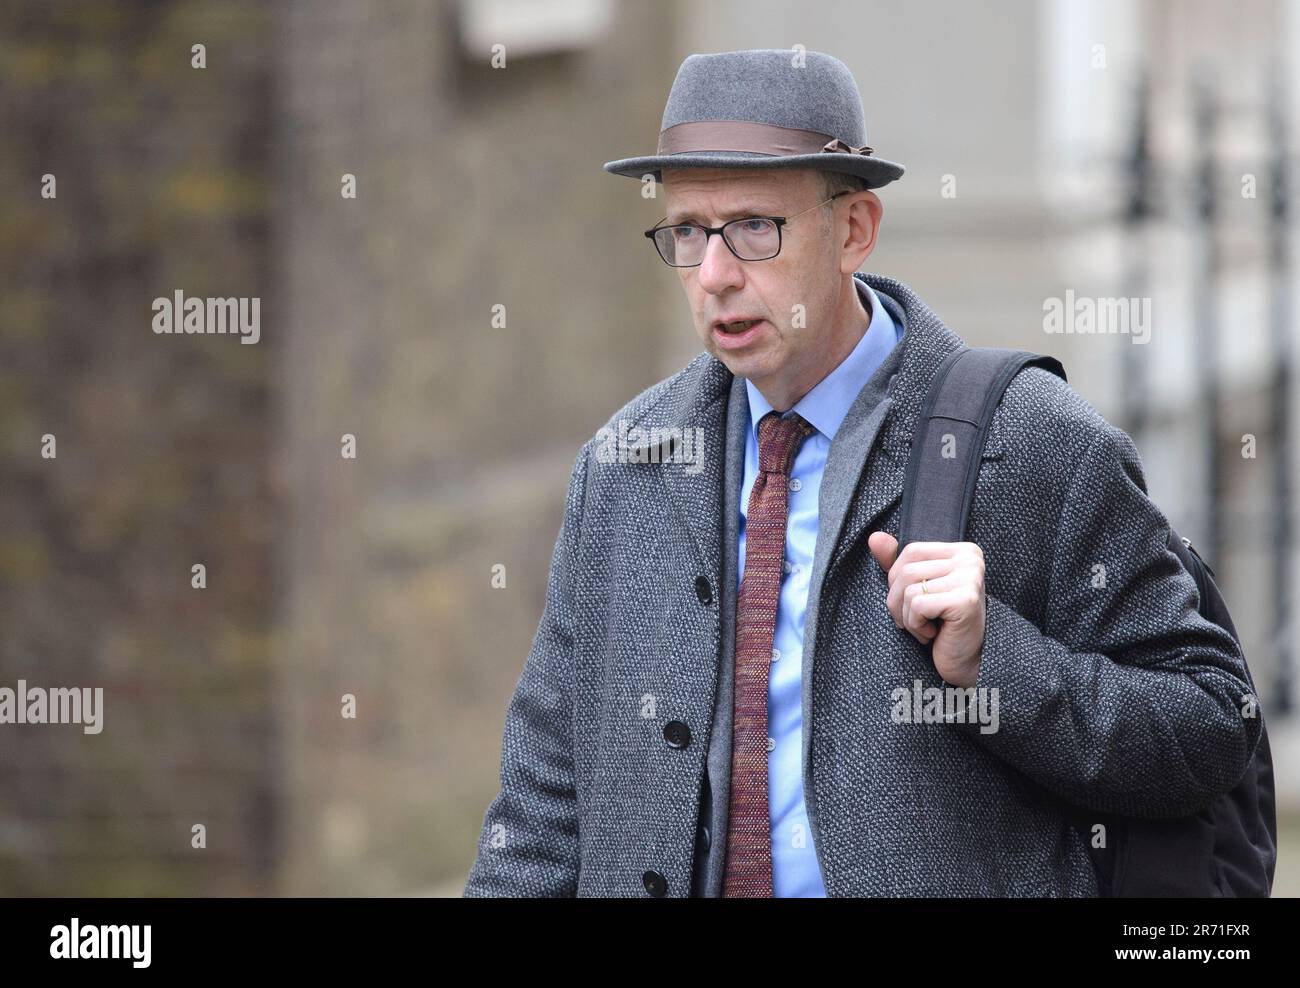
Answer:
[{"left": 897, "top": 347, "right": 1067, "bottom": 551}]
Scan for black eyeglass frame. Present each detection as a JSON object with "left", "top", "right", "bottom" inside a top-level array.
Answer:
[{"left": 643, "top": 190, "right": 850, "bottom": 267}]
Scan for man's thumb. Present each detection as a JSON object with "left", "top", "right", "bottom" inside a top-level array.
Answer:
[{"left": 868, "top": 531, "right": 898, "bottom": 571}]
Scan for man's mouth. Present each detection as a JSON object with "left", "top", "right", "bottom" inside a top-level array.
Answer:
[
  {"left": 711, "top": 318, "right": 766, "bottom": 349},
  {"left": 717, "top": 319, "right": 758, "bottom": 334}
]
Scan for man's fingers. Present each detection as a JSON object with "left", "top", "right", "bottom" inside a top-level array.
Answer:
[
  {"left": 910, "top": 587, "right": 976, "bottom": 626},
  {"left": 904, "top": 580, "right": 977, "bottom": 634},
  {"left": 900, "top": 596, "right": 940, "bottom": 642},
  {"left": 902, "top": 572, "right": 959, "bottom": 602},
  {"left": 884, "top": 540, "right": 985, "bottom": 637},
  {"left": 901, "top": 580, "right": 945, "bottom": 636},
  {"left": 897, "top": 540, "right": 983, "bottom": 562},
  {"left": 887, "top": 555, "right": 955, "bottom": 591},
  {"left": 887, "top": 557, "right": 956, "bottom": 614},
  {"left": 868, "top": 531, "right": 899, "bottom": 572}
]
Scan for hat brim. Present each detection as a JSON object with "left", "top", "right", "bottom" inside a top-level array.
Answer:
[{"left": 602, "top": 149, "right": 905, "bottom": 188}]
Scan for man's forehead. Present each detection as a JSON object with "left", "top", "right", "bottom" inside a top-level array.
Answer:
[{"left": 662, "top": 167, "right": 817, "bottom": 221}]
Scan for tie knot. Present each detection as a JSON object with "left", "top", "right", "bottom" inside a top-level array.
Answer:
[{"left": 756, "top": 411, "right": 815, "bottom": 477}]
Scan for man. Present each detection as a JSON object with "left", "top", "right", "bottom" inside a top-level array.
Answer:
[{"left": 463, "top": 49, "right": 1261, "bottom": 897}]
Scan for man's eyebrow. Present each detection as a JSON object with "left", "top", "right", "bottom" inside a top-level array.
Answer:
[{"left": 665, "top": 204, "right": 782, "bottom": 225}]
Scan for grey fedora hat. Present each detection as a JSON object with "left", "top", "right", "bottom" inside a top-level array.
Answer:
[{"left": 603, "top": 48, "right": 904, "bottom": 188}]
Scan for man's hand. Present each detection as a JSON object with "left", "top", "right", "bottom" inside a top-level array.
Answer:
[{"left": 867, "top": 532, "right": 986, "bottom": 688}]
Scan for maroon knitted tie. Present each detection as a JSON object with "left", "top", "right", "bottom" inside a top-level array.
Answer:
[{"left": 723, "top": 409, "right": 816, "bottom": 897}]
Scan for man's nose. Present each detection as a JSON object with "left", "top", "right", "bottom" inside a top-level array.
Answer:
[{"left": 696, "top": 231, "right": 744, "bottom": 294}]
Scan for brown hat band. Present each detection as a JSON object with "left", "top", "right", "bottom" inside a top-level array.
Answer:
[{"left": 655, "top": 120, "right": 874, "bottom": 158}]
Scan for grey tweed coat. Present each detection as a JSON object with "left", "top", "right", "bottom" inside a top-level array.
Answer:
[{"left": 463, "top": 273, "right": 1261, "bottom": 897}]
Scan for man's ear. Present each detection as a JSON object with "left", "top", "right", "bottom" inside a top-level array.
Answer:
[{"left": 840, "top": 190, "right": 882, "bottom": 275}]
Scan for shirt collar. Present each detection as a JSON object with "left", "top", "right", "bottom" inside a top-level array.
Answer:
[{"left": 744, "top": 279, "right": 899, "bottom": 443}]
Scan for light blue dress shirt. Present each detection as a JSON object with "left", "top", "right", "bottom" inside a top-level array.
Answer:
[{"left": 737, "top": 280, "right": 903, "bottom": 897}]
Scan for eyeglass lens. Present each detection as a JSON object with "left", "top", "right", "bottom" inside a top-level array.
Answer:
[{"left": 653, "top": 217, "right": 780, "bottom": 266}]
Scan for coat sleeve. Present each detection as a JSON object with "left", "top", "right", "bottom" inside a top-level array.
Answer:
[
  {"left": 966, "top": 418, "right": 1262, "bottom": 818},
  {"left": 462, "top": 440, "right": 590, "bottom": 896}
]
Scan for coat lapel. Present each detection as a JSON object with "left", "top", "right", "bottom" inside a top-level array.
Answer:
[
  {"left": 801, "top": 339, "right": 902, "bottom": 693},
  {"left": 623, "top": 355, "right": 733, "bottom": 584},
  {"left": 698, "top": 370, "right": 750, "bottom": 897},
  {"left": 821, "top": 275, "right": 966, "bottom": 578}
]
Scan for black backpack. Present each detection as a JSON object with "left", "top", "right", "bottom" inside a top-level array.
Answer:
[{"left": 896, "top": 346, "right": 1278, "bottom": 897}]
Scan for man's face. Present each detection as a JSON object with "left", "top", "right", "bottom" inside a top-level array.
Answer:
[{"left": 659, "top": 166, "right": 846, "bottom": 393}]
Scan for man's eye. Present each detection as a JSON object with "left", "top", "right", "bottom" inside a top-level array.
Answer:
[
  {"left": 740, "top": 219, "right": 771, "bottom": 233},
  {"left": 671, "top": 226, "right": 698, "bottom": 240}
]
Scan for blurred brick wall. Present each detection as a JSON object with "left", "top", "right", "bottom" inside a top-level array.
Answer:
[{"left": 0, "top": 0, "right": 277, "bottom": 894}]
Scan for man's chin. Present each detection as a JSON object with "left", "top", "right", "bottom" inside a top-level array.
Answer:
[{"left": 709, "top": 346, "right": 770, "bottom": 380}]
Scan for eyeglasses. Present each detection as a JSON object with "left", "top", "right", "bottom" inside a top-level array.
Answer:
[{"left": 644, "top": 191, "right": 850, "bottom": 267}]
